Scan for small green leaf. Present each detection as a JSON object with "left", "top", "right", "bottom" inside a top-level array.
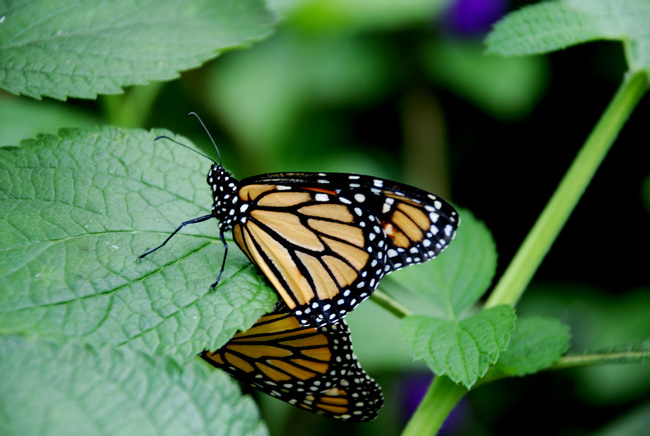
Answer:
[
  {"left": 0, "top": 0, "right": 275, "bottom": 100},
  {"left": 0, "top": 127, "right": 276, "bottom": 360},
  {"left": 401, "top": 305, "right": 516, "bottom": 387},
  {"left": 486, "top": 0, "right": 650, "bottom": 73},
  {"left": 391, "top": 209, "right": 497, "bottom": 318},
  {"left": 495, "top": 317, "right": 571, "bottom": 376},
  {"left": 0, "top": 336, "right": 268, "bottom": 436}
]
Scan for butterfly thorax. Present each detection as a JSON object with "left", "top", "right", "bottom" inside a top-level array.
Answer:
[{"left": 207, "top": 164, "right": 240, "bottom": 230}]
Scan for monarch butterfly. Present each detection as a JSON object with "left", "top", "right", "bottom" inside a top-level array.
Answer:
[
  {"left": 201, "top": 303, "right": 383, "bottom": 421},
  {"left": 140, "top": 114, "right": 460, "bottom": 328}
]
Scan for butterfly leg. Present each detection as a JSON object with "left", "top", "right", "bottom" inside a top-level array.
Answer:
[
  {"left": 138, "top": 214, "right": 214, "bottom": 259},
  {"left": 210, "top": 231, "right": 228, "bottom": 288}
]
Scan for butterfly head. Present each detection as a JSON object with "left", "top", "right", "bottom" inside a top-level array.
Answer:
[{"left": 207, "top": 164, "right": 240, "bottom": 229}]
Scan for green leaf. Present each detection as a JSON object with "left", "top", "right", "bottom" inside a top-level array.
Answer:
[
  {"left": 401, "top": 305, "right": 516, "bottom": 387},
  {"left": 486, "top": 0, "right": 650, "bottom": 73},
  {"left": 520, "top": 285, "right": 650, "bottom": 403},
  {"left": 0, "top": 97, "right": 99, "bottom": 147},
  {"left": 0, "top": 336, "right": 268, "bottom": 436},
  {"left": 0, "top": 0, "right": 275, "bottom": 100},
  {"left": 207, "top": 32, "right": 394, "bottom": 165},
  {"left": 391, "top": 209, "right": 497, "bottom": 318},
  {"left": 0, "top": 126, "right": 276, "bottom": 360},
  {"left": 594, "top": 402, "right": 650, "bottom": 436},
  {"left": 495, "top": 316, "right": 571, "bottom": 376},
  {"left": 284, "top": 0, "right": 450, "bottom": 33},
  {"left": 421, "top": 39, "right": 548, "bottom": 120}
]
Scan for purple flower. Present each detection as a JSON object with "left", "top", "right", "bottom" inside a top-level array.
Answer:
[
  {"left": 398, "top": 373, "right": 469, "bottom": 435},
  {"left": 399, "top": 373, "right": 433, "bottom": 420},
  {"left": 445, "top": 0, "right": 509, "bottom": 36}
]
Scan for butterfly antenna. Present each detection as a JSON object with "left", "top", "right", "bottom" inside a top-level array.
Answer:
[
  {"left": 189, "top": 112, "right": 223, "bottom": 166},
  {"left": 154, "top": 135, "right": 216, "bottom": 163}
]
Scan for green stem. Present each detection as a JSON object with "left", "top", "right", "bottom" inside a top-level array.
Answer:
[
  {"left": 478, "top": 348, "right": 650, "bottom": 386},
  {"left": 371, "top": 288, "right": 413, "bottom": 319},
  {"left": 485, "top": 71, "right": 648, "bottom": 308},
  {"left": 400, "top": 71, "right": 648, "bottom": 436},
  {"left": 401, "top": 376, "right": 467, "bottom": 436},
  {"left": 551, "top": 349, "right": 650, "bottom": 370}
]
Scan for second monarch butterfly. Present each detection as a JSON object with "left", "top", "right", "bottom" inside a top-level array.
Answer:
[
  {"left": 201, "top": 302, "right": 383, "bottom": 421},
  {"left": 140, "top": 114, "right": 460, "bottom": 327}
]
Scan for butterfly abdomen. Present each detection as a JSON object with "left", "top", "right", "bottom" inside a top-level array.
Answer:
[{"left": 208, "top": 164, "right": 240, "bottom": 230}]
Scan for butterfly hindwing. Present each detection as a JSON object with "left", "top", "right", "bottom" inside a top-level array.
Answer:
[
  {"left": 201, "top": 304, "right": 383, "bottom": 422},
  {"left": 228, "top": 172, "right": 459, "bottom": 328}
]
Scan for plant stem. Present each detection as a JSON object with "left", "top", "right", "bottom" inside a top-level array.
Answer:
[
  {"left": 551, "top": 349, "right": 650, "bottom": 370},
  {"left": 372, "top": 288, "right": 413, "bottom": 319},
  {"left": 401, "top": 70, "right": 648, "bottom": 436},
  {"left": 401, "top": 376, "right": 467, "bottom": 436},
  {"left": 478, "top": 347, "right": 650, "bottom": 386},
  {"left": 485, "top": 71, "right": 649, "bottom": 308}
]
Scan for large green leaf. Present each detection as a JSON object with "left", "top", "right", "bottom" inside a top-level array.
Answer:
[
  {"left": 0, "top": 0, "right": 275, "bottom": 100},
  {"left": 0, "top": 336, "right": 268, "bottom": 436},
  {"left": 0, "top": 126, "right": 276, "bottom": 360},
  {"left": 486, "top": 0, "right": 650, "bottom": 73}
]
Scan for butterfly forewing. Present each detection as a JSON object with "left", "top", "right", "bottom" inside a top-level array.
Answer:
[
  {"left": 202, "top": 305, "right": 383, "bottom": 422},
  {"left": 227, "top": 172, "right": 459, "bottom": 328}
]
